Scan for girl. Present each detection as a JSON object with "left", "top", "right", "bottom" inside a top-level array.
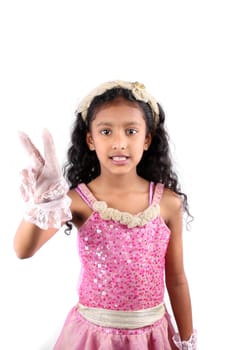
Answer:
[{"left": 14, "top": 80, "right": 197, "bottom": 349}]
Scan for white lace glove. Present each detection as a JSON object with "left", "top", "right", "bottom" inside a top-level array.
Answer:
[
  {"left": 173, "top": 330, "right": 197, "bottom": 350},
  {"left": 19, "top": 129, "right": 72, "bottom": 229}
]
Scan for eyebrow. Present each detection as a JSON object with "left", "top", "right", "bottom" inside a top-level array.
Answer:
[{"left": 95, "top": 121, "right": 143, "bottom": 127}]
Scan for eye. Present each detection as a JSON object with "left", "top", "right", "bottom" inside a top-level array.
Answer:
[
  {"left": 126, "top": 128, "right": 138, "bottom": 135},
  {"left": 100, "top": 129, "right": 112, "bottom": 135}
]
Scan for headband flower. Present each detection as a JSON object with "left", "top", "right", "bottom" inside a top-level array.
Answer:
[{"left": 76, "top": 80, "right": 160, "bottom": 126}]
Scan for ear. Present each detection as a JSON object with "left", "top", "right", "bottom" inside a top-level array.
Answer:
[
  {"left": 144, "top": 133, "right": 152, "bottom": 151},
  {"left": 86, "top": 132, "right": 95, "bottom": 151}
]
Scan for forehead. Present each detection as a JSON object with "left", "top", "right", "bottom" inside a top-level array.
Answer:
[{"left": 92, "top": 98, "right": 145, "bottom": 124}]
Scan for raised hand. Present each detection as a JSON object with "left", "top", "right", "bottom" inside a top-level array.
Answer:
[{"left": 18, "top": 129, "right": 72, "bottom": 229}]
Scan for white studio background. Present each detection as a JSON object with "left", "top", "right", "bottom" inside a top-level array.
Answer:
[{"left": 0, "top": 0, "right": 232, "bottom": 349}]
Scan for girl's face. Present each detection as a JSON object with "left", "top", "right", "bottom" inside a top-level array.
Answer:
[{"left": 86, "top": 97, "right": 151, "bottom": 177}]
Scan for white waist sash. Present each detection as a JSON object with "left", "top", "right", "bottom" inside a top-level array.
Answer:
[{"left": 78, "top": 302, "right": 165, "bottom": 329}]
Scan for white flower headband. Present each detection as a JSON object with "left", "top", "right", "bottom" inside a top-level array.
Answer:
[{"left": 76, "top": 80, "right": 160, "bottom": 126}]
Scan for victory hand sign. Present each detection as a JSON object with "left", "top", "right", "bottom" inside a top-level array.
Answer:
[{"left": 19, "top": 129, "right": 72, "bottom": 229}]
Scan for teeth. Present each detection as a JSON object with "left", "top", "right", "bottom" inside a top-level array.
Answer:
[{"left": 112, "top": 156, "right": 127, "bottom": 161}]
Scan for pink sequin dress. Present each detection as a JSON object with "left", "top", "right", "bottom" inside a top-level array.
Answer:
[{"left": 54, "top": 182, "right": 177, "bottom": 350}]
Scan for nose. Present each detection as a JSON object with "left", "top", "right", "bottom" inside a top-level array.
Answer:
[
  {"left": 112, "top": 144, "right": 126, "bottom": 150},
  {"left": 111, "top": 132, "right": 127, "bottom": 150}
]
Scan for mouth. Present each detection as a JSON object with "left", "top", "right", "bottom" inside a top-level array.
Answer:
[
  {"left": 110, "top": 156, "right": 129, "bottom": 161},
  {"left": 109, "top": 155, "right": 130, "bottom": 165}
]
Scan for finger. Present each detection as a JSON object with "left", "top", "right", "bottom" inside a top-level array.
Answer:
[
  {"left": 42, "top": 129, "right": 59, "bottom": 167},
  {"left": 18, "top": 131, "right": 44, "bottom": 166}
]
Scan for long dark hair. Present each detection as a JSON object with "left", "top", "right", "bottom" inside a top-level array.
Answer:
[{"left": 63, "top": 87, "right": 193, "bottom": 233}]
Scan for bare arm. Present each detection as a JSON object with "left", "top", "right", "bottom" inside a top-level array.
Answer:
[
  {"left": 14, "top": 220, "right": 58, "bottom": 259},
  {"left": 14, "top": 190, "right": 85, "bottom": 259},
  {"left": 164, "top": 192, "right": 193, "bottom": 341}
]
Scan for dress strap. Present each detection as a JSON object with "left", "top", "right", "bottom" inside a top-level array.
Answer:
[
  {"left": 149, "top": 182, "right": 155, "bottom": 205},
  {"left": 151, "top": 183, "right": 164, "bottom": 206},
  {"left": 75, "top": 183, "right": 96, "bottom": 209}
]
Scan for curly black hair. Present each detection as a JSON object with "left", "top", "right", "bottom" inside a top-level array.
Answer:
[{"left": 63, "top": 87, "right": 192, "bottom": 234}]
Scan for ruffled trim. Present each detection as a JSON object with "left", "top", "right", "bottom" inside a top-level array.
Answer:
[
  {"left": 92, "top": 201, "right": 160, "bottom": 228},
  {"left": 24, "top": 195, "right": 72, "bottom": 229},
  {"left": 172, "top": 329, "right": 197, "bottom": 350}
]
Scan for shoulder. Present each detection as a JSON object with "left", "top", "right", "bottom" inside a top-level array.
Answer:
[
  {"left": 67, "top": 186, "right": 93, "bottom": 227},
  {"left": 159, "top": 187, "right": 182, "bottom": 225},
  {"left": 161, "top": 187, "right": 182, "bottom": 210},
  {"left": 68, "top": 187, "right": 83, "bottom": 208}
]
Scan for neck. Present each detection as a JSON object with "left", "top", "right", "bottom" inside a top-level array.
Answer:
[{"left": 92, "top": 172, "right": 147, "bottom": 193}]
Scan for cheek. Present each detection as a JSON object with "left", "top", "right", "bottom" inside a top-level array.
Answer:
[
  {"left": 92, "top": 137, "right": 103, "bottom": 149},
  {"left": 134, "top": 142, "right": 147, "bottom": 158}
]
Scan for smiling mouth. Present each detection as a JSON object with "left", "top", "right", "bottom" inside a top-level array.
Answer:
[{"left": 110, "top": 156, "right": 130, "bottom": 161}]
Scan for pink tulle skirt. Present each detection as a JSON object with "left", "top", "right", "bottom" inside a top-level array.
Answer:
[{"left": 53, "top": 305, "right": 177, "bottom": 350}]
